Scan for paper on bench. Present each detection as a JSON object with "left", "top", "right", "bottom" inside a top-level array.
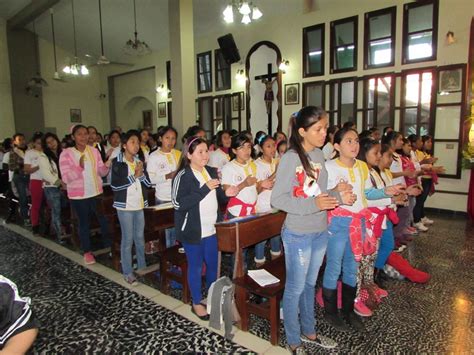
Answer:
[
  {"left": 146, "top": 202, "right": 174, "bottom": 210},
  {"left": 247, "top": 269, "right": 280, "bottom": 287}
]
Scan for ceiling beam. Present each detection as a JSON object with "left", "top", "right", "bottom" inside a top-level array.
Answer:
[{"left": 7, "top": 0, "right": 61, "bottom": 30}]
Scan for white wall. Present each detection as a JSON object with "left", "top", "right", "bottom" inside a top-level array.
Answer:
[
  {"left": 38, "top": 37, "right": 104, "bottom": 136},
  {"left": 0, "top": 18, "right": 15, "bottom": 138}
]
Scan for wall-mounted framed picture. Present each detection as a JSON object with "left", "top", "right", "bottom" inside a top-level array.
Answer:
[
  {"left": 232, "top": 91, "right": 245, "bottom": 111},
  {"left": 158, "top": 102, "right": 167, "bottom": 118},
  {"left": 438, "top": 68, "right": 462, "bottom": 93},
  {"left": 70, "top": 108, "right": 82, "bottom": 123},
  {"left": 285, "top": 83, "right": 300, "bottom": 105}
]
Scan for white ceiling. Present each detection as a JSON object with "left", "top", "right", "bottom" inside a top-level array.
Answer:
[{"left": 1, "top": 0, "right": 305, "bottom": 64}]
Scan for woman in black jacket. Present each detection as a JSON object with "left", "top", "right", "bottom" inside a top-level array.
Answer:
[{"left": 171, "top": 136, "right": 238, "bottom": 320}]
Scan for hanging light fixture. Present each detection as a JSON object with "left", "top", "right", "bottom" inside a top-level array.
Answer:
[
  {"left": 97, "top": 0, "right": 110, "bottom": 65},
  {"left": 222, "top": 1, "right": 263, "bottom": 24},
  {"left": 50, "top": 9, "right": 65, "bottom": 81},
  {"left": 62, "top": 0, "right": 89, "bottom": 77},
  {"left": 123, "top": 0, "right": 151, "bottom": 56},
  {"left": 26, "top": 20, "right": 48, "bottom": 97}
]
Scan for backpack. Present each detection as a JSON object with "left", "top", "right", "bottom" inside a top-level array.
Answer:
[{"left": 207, "top": 276, "right": 240, "bottom": 340}]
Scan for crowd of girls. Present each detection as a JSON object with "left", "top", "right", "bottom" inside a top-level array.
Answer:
[{"left": 0, "top": 107, "right": 441, "bottom": 354}]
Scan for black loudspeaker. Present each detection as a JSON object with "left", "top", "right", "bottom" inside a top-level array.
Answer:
[{"left": 217, "top": 34, "right": 241, "bottom": 65}]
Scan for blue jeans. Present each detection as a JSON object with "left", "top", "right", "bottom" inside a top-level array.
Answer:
[
  {"left": 254, "top": 235, "right": 281, "bottom": 263},
  {"left": 323, "top": 216, "right": 360, "bottom": 289},
  {"left": 375, "top": 221, "right": 394, "bottom": 269},
  {"left": 182, "top": 235, "right": 218, "bottom": 305},
  {"left": 44, "top": 187, "right": 68, "bottom": 239},
  {"left": 70, "top": 197, "right": 111, "bottom": 253},
  {"left": 117, "top": 209, "right": 146, "bottom": 277},
  {"left": 12, "top": 173, "right": 29, "bottom": 220},
  {"left": 282, "top": 227, "right": 328, "bottom": 347}
]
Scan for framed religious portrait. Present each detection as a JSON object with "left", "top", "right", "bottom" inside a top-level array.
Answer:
[
  {"left": 232, "top": 92, "right": 245, "bottom": 111},
  {"left": 439, "top": 68, "right": 462, "bottom": 93},
  {"left": 158, "top": 102, "right": 167, "bottom": 118},
  {"left": 285, "top": 83, "right": 299, "bottom": 105},
  {"left": 70, "top": 108, "right": 82, "bottom": 123}
]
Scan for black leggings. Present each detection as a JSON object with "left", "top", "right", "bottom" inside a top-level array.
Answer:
[{"left": 413, "top": 178, "right": 432, "bottom": 223}]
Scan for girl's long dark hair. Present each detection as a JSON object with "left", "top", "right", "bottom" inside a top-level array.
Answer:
[
  {"left": 289, "top": 106, "right": 327, "bottom": 179},
  {"left": 157, "top": 126, "right": 178, "bottom": 148},
  {"left": 357, "top": 137, "right": 379, "bottom": 163},
  {"left": 324, "top": 125, "right": 339, "bottom": 145},
  {"left": 42, "top": 133, "right": 62, "bottom": 178},
  {"left": 229, "top": 132, "right": 252, "bottom": 160},
  {"left": 177, "top": 136, "right": 208, "bottom": 172}
]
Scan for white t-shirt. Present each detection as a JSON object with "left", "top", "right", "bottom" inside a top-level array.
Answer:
[
  {"left": 148, "top": 148, "right": 181, "bottom": 202},
  {"left": 326, "top": 159, "right": 371, "bottom": 213},
  {"left": 390, "top": 152, "right": 406, "bottom": 186},
  {"left": 70, "top": 146, "right": 101, "bottom": 199},
  {"left": 221, "top": 160, "right": 258, "bottom": 217},
  {"left": 208, "top": 149, "right": 230, "bottom": 174},
  {"left": 116, "top": 160, "right": 144, "bottom": 211},
  {"left": 192, "top": 168, "right": 217, "bottom": 238},
  {"left": 106, "top": 146, "right": 121, "bottom": 184},
  {"left": 24, "top": 149, "right": 42, "bottom": 181},
  {"left": 2, "top": 152, "right": 13, "bottom": 182},
  {"left": 255, "top": 157, "right": 278, "bottom": 213}
]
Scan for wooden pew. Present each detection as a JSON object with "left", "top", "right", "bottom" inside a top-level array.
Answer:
[{"left": 215, "top": 211, "right": 286, "bottom": 345}]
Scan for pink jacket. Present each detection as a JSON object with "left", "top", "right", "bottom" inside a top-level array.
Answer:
[{"left": 59, "top": 146, "right": 109, "bottom": 198}]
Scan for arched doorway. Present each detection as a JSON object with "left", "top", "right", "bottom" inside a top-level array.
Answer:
[{"left": 120, "top": 96, "right": 155, "bottom": 131}]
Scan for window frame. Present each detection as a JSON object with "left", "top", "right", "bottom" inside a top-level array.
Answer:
[
  {"left": 302, "top": 80, "right": 326, "bottom": 107},
  {"left": 214, "top": 49, "right": 231, "bottom": 91},
  {"left": 400, "top": 66, "right": 437, "bottom": 137},
  {"left": 302, "top": 23, "right": 325, "bottom": 78},
  {"left": 402, "top": 0, "right": 439, "bottom": 64},
  {"left": 328, "top": 77, "right": 358, "bottom": 126},
  {"left": 197, "top": 51, "right": 213, "bottom": 94},
  {"left": 364, "top": 6, "right": 396, "bottom": 69},
  {"left": 330, "top": 15, "right": 358, "bottom": 74},
  {"left": 166, "top": 60, "right": 172, "bottom": 98},
  {"left": 362, "top": 72, "right": 396, "bottom": 130}
]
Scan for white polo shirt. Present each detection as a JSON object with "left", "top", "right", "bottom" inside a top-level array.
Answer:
[
  {"left": 255, "top": 157, "right": 278, "bottom": 213},
  {"left": 192, "top": 167, "right": 217, "bottom": 238}
]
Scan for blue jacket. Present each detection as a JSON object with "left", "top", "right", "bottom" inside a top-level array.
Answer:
[
  {"left": 171, "top": 165, "right": 228, "bottom": 244},
  {"left": 111, "top": 152, "right": 152, "bottom": 209}
]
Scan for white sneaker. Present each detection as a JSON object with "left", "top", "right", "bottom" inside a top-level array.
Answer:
[
  {"left": 421, "top": 217, "right": 434, "bottom": 225},
  {"left": 414, "top": 222, "right": 428, "bottom": 232}
]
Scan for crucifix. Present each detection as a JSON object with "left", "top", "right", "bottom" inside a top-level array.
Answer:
[{"left": 254, "top": 63, "right": 278, "bottom": 134}]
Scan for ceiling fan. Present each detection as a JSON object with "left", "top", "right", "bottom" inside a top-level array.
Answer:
[{"left": 88, "top": 0, "right": 133, "bottom": 67}]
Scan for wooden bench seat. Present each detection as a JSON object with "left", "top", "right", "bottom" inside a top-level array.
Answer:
[{"left": 159, "top": 245, "right": 190, "bottom": 304}]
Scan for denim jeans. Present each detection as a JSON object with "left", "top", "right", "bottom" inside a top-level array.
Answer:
[
  {"left": 182, "top": 235, "right": 218, "bottom": 305},
  {"left": 375, "top": 221, "right": 394, "bottom": 269},
  {"left": 254, "top": 235, "right": 281, "bottom": 262},
  {"left": 70, "top": 197, "right": 111, "bottom": 253},
  {"left": 281, "top": 227, "right": 328, "bottom": 347},
  {"left": 12, "top": 173, "right": 29, "bottom": 220},
  {"left": 44, "top": 187, "right": 67, "bottom": 238},
  {"left": 323, "top": 216, "right": 360, "bottom": 289},
  {"left": 413, "top": 178, "right": 432, "bottom": 222},
  {"left": 117, "top": 209, "right": 146, "bottom": 277}
]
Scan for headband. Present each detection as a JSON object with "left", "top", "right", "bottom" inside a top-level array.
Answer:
[
  {"left": 257, "top": 134, "right": 268, "bottom": 146},
  {"left": 187, "top": 136, "right": 200, "bottom": 149}
]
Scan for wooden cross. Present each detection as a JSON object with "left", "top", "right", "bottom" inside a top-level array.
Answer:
[{"left": 254, "top": 63, "right": 278, "bottom": 134}]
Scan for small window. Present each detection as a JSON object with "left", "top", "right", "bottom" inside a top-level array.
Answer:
[
  {"left": 363, "top": 74, "right": 394, "bottom": 130},
  {"left": 197, "top": 51, "right": 212, "bottom": 93},
  {"left": 302, "top": 81, "right": 325, "bottom": 107},
  {"left": 330, "top": 16, "right": 358, "bottom": 73},
  {"left": 303, "top": 23, "right": 325, "bottom": 77},
  {"left": 214, "top": 49, "right": 231, "bottom": 91},
  {"left": 329, "top": 78, "right": 357, "bottom": 126},
  {"left": 364, "top": 7, "right": 396, "bottom": 68},
  {"left": 402, "top": 1, "right": 438, "bottom": 64}
]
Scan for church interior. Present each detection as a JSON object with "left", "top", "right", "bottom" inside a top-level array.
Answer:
[{"left": 0, "top": 0, "right": 473, "bottom": 353}]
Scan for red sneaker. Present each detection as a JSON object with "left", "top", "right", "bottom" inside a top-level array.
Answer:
[
  {"left": 375, "top": 286, "right": 388, "bottom": 298},
  {"left": 84, "top": 252, "right": 96, "bottom": 265},
  {"left": 354, "top": 298, "right": 373, "bottom": 317}
]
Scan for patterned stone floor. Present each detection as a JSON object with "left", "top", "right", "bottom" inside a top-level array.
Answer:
[
  {"left": 0, "top": 226, "right": 251, "bottom": 354},
  {"left": 1, "top": 212, "right": 472, "bottom": 353}
]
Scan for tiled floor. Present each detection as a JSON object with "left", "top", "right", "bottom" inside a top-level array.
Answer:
[{"left": 1, "top": 212, "right": 473, "bottom": 353}]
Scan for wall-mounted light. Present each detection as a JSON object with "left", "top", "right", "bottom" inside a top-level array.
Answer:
[
  {"left": 279, "top": 59, "right": 289, "bottom": 73},
  {"left": 156, "top": 84, "right": 165, "bottom": 93},
  {"left": 446, "top": 31, "right": 456, "bottom": 45},
  {"left": 235, "top": 69, "right": 247, "bottom": 83}
]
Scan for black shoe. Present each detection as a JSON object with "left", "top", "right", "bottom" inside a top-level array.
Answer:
[
  {"left": 374, "top": 268, "right": 388, "bottom": 288},
  {"left": 191, "top": 305, "right": 209, "bottom": 321},
  {"left": 322, "top": 287, "right": 349, "bottom": 331},
  {"left": 341, "top": 283, "right": 365, "bottom": 332},
  {"left": 32, "top": 225, "right": 40, "bottom": 235}
]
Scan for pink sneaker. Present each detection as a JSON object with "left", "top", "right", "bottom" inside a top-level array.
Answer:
[
  {"left": 375, "top": 287, "right": 388, "bottom": 298},
  {"left": 354, "top": 298, "right": 373, "bottom": 317},
  {"left": 316, "top": 287, "right": 324, "bottom": 307},
  {"left": 84, "top": 252, "right": 96, "bottom": 265}
]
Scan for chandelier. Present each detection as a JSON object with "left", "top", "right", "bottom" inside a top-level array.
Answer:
[
  {"left": 123, "top": 0, "right": 151, "bottom": 56},
  {"left": 223, "top": 1, "right": 263, "bottom": 24},
  {"left": 62, "top": 0, "right": 89, "bottom": 77}
]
